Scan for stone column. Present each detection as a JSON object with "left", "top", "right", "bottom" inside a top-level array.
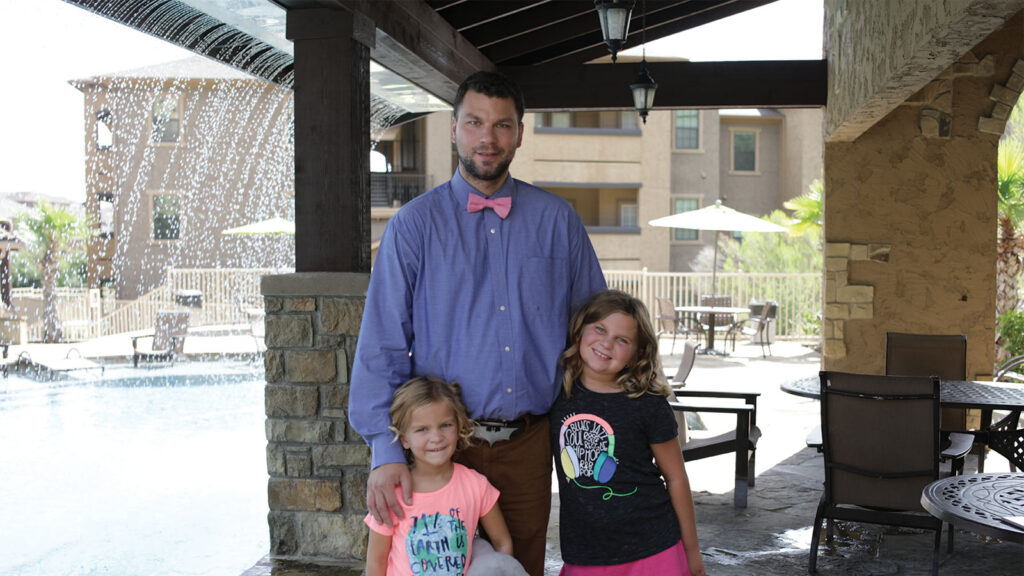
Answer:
[{"left": 262, "top": 272, "right": 370, "bottom": 563}]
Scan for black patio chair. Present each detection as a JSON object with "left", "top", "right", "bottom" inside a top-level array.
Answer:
[{"left": 810, "top": 371, "right": 967, "bottom": 576}]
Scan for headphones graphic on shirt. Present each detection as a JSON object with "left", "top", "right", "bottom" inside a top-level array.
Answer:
[{"left": 558, "top": 414, "right": 618, "bottom": 483}]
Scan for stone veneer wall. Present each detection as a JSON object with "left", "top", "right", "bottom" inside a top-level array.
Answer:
[
  {"left": 822, "top": 13, "right": 1024, "bottom": 377},
  {"left": 261, "top": 272, "right": 370, "bottom": 563}
]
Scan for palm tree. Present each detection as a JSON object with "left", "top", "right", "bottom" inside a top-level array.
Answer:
[
  {"left": 784, "top": 178, "right": 823, "bottom": 238},
  {"left": 17, "top": 202, "right": 89, "bottom": 343},
  {"left": 996, "top": 138, "right": 1024, "bottom": 361}
]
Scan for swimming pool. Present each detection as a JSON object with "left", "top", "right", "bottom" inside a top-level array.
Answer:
[{"left": 0, "top": 363, "right": 269, "bottom": 576}]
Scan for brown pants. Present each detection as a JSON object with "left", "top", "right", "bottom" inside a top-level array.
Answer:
[{"left": 456, "top": 417, "right": 551, "bottom": 576}]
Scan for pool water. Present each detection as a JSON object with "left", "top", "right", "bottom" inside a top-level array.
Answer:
[{"left": 0, "top": 363, "right": 269, "bottom": 576}]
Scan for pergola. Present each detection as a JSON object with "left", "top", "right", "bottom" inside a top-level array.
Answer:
[{"left": 60, "top": 0, "right": 1024, "bottom": 566}]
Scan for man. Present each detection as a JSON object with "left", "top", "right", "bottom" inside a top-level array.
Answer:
[{"left": 350, "top": 71, "right": 606, "bottom": 576}]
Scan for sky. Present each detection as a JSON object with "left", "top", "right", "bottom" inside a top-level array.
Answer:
[{"left": 0, "top": 0, "right": 823, "bottom": 203}]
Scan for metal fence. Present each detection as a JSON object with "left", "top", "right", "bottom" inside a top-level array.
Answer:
[
  {"left": 605, "top": 269, "right": 822, "bottom": 339},
  {"left": 11, "top": 268, "right": 822, "bottom": 342},
  {"left": 12, "top": 268, "right": 286, "bottom": 341}
]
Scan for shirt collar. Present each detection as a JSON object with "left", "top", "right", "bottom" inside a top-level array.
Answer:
[{"left": 451, "top": 168, "right": 516, "bottom": 203}]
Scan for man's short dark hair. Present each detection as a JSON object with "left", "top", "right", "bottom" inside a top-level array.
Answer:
[{"left": 454, "top": 71, "right": 525, "bottom": 122}]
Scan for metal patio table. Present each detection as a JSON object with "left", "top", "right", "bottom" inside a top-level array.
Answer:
[
  {"left": 675, "top": 305, "right": 749, "bottom": 355},
  {"left": 921, "top": 472, "right": 1024, "bottom": 543}
]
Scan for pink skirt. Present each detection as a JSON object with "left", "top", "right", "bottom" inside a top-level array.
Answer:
[{"left": 559, "top": 540, "right": 691, "bottom": 576}]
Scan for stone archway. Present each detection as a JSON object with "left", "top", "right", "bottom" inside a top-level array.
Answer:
[{"left": 822, "top": 10, "right": 1024, "bottom": 381}]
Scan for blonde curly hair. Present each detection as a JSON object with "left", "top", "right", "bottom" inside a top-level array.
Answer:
[
  {"left": 388, "top": 376, "right": 476, "bottom": 463},
  {"left": 560, "top": 289, "right": 669, "bottom": 399}
]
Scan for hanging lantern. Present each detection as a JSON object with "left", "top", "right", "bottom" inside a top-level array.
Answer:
[
  {"left": 630, "top": 61, "right": 657, "bottom": 123},
  {"left": 594, "top": 0, "right": 634, "bottom": 62}
]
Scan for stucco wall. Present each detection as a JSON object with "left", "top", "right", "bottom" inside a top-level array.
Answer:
[
  {"left": 823, "top": 14, "right": 1024, "bottom": 378},
  {"left": 516, "top": 110, "right": 672, "bottom": 271},
  {"left": 780, "top": 108, "right": 825, "bottom": 201},
  {"left": 670, "top": 110, "right": 721, "bottom": 271},
  {"left": 719, "top": 117, "right": 782, "bottom": 217}
]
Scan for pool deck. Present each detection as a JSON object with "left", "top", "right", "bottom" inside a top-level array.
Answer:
[
  {"left": 3, "top": 323, "right": 263, "bottom": 370},
  {"left": 9, "top": 334, "right": 1020, "bottom": 575}
]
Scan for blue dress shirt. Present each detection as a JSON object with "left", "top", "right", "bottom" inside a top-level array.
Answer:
[{"left": 350, "top": 170, "right": 607, "bottom": 468}]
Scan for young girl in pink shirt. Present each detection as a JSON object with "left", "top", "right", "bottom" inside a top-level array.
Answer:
[{"left": 365, "top": 376, "right": 517, "bottom": 576}]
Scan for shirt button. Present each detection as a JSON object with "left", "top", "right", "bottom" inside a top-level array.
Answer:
[
  {"left": 490, "top": 228, "right": 496, "bottom": 234},
  {"left": 499, "top": 305, "right": 506, "bottom": 311},
  {"left": 506, "top": 388, "right": 512, "bottom": 394},
  {"left": 504, "top": 346, "right": 510, "bottom": 352}
]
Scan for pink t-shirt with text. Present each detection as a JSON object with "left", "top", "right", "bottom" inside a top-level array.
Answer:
[{"left": 365, "top": 463, "right": 500, "bottom": 576}]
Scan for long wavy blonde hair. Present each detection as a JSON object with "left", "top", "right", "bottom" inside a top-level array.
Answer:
[
  {"left": 560, "top": 290, "right": 669, "bottom": 398},
  {"left": 388, "top": 376, "right": 476, "bottom": 464}
]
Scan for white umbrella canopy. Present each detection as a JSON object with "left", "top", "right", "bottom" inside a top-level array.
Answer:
[
  {"left": 221, "top": 217, "right": 295, "bottom": 236},
  {"left": 648, "top": 200, "right": 788, "bottom": 293}
]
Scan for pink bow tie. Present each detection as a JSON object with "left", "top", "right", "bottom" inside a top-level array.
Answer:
[{"left": 466, "top": 194, "right": 512, "bottom": 219}]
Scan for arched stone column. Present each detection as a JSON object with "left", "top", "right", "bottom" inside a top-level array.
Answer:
[{"left": 822, "top": 12, "right": 1024, "bottom": 382}]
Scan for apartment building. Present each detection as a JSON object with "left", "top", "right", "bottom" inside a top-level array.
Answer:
[{"left": 512, "top": 107, "right": 823, "bottom": 271}]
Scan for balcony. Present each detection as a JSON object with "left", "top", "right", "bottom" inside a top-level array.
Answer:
[{"left": 370, "top": 173, "right": 430, "bottom": 208}]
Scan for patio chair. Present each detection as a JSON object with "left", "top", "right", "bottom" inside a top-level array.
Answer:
[
  {"left": 668, "top": 375, "right": 761, "bottom": 507},
  {"left": 132, "top": 310, "right": 190, "bottom": 367},
  {"left": 699, "top": 294, "right": 740, "bottom": 348},
  {"left": 810, "top": 371, "right": 966, "bottom": 576},
  {"left": 728, "top": 299, "right": 776, "bottom": 357},
  {"left": 671, "top": 340, "right": 698, "bottom": 387},
  {"left": 885, "top": 332, "right": 974, "bottom": 473},
  {"left": 655, "top": 297, "right": 702, "bottom": 354}
]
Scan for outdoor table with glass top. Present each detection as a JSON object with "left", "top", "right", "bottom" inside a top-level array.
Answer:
[
  {"left": 675, "top": 305, "right": 749, "bottom": 355},
  {"left": 781, "top": 376, "right": 1024, "bottom": 469},
  {"left": 921, "top": 472, "right": 1024, "bottom": 543}
]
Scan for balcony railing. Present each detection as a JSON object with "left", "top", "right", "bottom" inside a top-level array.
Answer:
[{"left": 370, "top": 173, "right": 430, "bottom": 207}]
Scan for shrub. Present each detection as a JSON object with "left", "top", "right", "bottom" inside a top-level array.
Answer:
[{"left": 998, "top": 310, "right": 1024, "bottom": 357}]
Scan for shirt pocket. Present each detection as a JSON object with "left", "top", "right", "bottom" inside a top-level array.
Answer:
[{"left": 521, "top": 256, "right": 569, "bottom": 323}]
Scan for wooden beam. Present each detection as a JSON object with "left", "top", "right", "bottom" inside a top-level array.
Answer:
[
  {"left": 333, "top": 0, "right": 495, "bottom": 103},
  {"left": 288, "top": 8, "right": 371, "bottom": 272},
  {"left": 502, "top": 60, "right": 827, "bottom": 110}
]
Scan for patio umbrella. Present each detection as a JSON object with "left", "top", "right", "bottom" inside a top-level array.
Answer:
[
  {"left": 647, "top": 199, "right": 788, "bottom": 293},
  {"left": 221, "top": 217, "right": 294, "bottom": 236}
]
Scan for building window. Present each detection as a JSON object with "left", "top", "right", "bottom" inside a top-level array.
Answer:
[
  {"left": 98, "top": 192, "right": 115, "bottom": 238},
  {"left": 151, "top": 94, "right": 181, "bottom": 144},
  {"left": 619, "top": 203, "right": 638, "bottom": 227},
  {"left": 672, "top": 198, "right": 699, "bottom": 241},
  {"left": 674, "top": 110, "right": 699, "bottom": 150},
  {"left": 95, "top": 109, "right": 113, "bottom": 149},
  {"left": 535, "top": 111, "right": 638, "bottom": 131},
  {"left": 731, "top": 129, "right": 757, "bottom": 172},
  {"left": 151, "top": 193, "right": 181, "bottom": 240}
]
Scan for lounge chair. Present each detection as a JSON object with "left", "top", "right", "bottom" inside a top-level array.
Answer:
[
  {"left": 132, "top": 310, "right": 190, "bottom": 367},
  {"left": 14, "top": 348, "right": 104, "bottom": 379}
]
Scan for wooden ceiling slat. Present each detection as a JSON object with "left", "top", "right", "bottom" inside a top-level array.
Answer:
[
  {"left": 429, "top": 0, "right": 545, "bottom": 32},
  {"left": 462, "top": 1, "right": 596, "bottom": 48}
]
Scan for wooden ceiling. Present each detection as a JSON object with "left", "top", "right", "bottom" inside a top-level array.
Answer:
[{"left": 65, "top": 0, "right": 826, "bottom": 110}]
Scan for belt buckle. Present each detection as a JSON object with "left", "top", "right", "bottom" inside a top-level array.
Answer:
[{"left": 474, "top": 420, "right": 517, "bottom": 446}]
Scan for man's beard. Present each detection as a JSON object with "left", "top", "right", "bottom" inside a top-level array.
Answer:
[{"left": 459, "top": 150, "right": 513, "bottom": 182}]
